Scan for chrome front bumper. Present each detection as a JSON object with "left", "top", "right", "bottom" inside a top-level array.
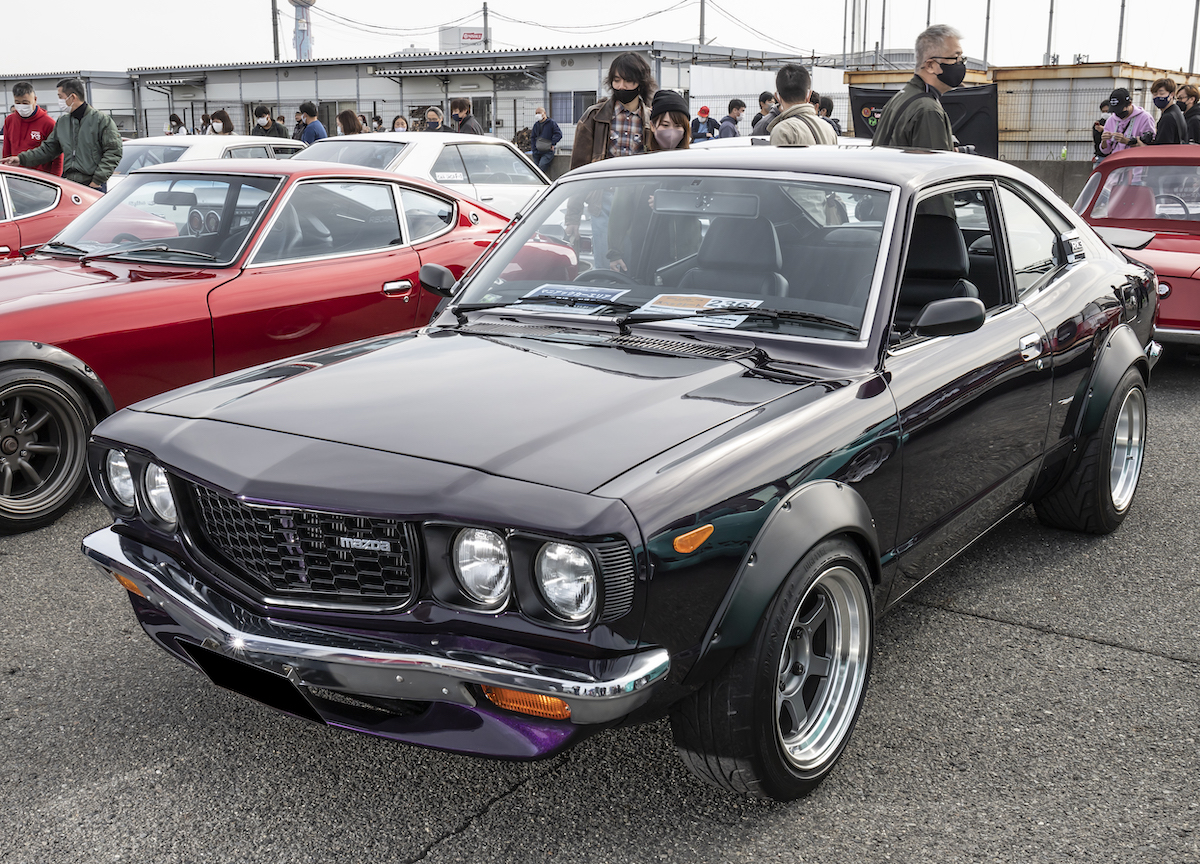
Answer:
[
  {"left": 1153, "top": 327, "right": 1200, "bottom": 347},
  {"left": 82, "top": 528, "right": 669, "bottom": 725}
]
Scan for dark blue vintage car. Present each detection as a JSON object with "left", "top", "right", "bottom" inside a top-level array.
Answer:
[{"left": 82, "top": 146, "right": 1160, "bottom": 800}]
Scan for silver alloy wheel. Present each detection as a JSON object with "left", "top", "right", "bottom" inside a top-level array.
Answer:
[
  {"left": 775, "top": 563, "right": 871, "bottom": 773},
  {"left": 1108, "top": 386, "right": 1146, "bottom": 513}
]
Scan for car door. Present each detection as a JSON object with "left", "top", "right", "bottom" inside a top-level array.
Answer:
[
  {"left": 455, "top": 142, "right": 547, "bottom": 215},
  {"left": 208, "top": 178, "right": 424, "bottom": 375},
  {"left": 883, "top": 182, "right": 1053, "bottom": 603}
]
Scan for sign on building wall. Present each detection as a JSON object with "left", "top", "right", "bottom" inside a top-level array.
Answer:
[{"left": 439, "top": 27, "right": 488, "bottom": 50}]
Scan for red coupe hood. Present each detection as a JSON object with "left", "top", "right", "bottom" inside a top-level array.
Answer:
[
  {"left": 0, "top": 258, "right": 114, "bottom": 305},
  {"left": 1127, "top": 246, "right": 1200, "bottom": 279}
]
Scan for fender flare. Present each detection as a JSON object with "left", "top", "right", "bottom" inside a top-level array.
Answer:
[
  {"left": 0, "top": 340, "right": 116, "bottom": 419},
  {"left": 684, "top": 479, "right": 881, "bottom": 685},
  {"left": 1076, "top": 323, "right": 1149, "bottom": 440}
]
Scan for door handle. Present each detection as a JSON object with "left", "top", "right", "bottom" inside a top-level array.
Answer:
[
  {"left": 383, "top": 280, "right": 413, "bottom": 299},
  {"left": 480, "top": 196, "right": 495, "bottom": 201},
  {"left": 1019, "top": 333, "right": 1042, "bottom": 362}
]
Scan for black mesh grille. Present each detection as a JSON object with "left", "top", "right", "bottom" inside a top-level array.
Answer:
[
  {"left": 595, "top": 542, "right": 636, "bottom": 621},
  {"left": 188, "top": 484, "right": 418, "bottom": 606}
]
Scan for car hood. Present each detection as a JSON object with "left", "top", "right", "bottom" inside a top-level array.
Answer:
[
  {"left": 136, "top": 328, "right": 813, "bottom": 493},
  {"left": 1127, "top": 246, "right": 1200, "bottom": 279},
  {"left": 0, "top": 258, "right": 115, "bottom": 304}
]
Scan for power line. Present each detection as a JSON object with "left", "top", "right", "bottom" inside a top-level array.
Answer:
[
  {"left": 705, "top": 1, "right": 814, "bottom": 55},
  {"left": 308, "top": 6, "right": 482, "bottom": 36},
  {"left": 488, "top": 1, "right": 696, "bottom": 34}
]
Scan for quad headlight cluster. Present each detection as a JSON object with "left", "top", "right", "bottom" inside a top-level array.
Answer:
[
  {"left": 101, "top": 448, "right": 178, "bottom": 530},
  {"left": 449, "top": 528, "right": 597, "bottom": 622}
]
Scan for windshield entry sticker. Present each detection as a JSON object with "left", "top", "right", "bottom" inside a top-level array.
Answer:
[
  {"left": 638, "top": 294, "right": 762, "bottom": 328},
  {"left": 523, "top": 285, "right": 630, "bottom": 304}
]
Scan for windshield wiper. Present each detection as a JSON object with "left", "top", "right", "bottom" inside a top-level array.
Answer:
[
  {"left": 40, "top": 241, "right": 89, "bottom": 256},
  {"left": 451, "top": 295, "right": 643, "bottom": 325},
  {"left": 80, "top": 243, "right": 217, "bottom": 266},
  {"left": 617, "top": 306, "right": 860, "bottom": 335}
]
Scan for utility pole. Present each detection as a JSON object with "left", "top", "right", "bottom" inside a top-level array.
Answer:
[
  {"left": 850, "top": 0, "right": 857, "bottom": 67},
  {"left": 984, "top": 0, "right": 992, "bottom": 68},
  {"left": 483, "top": 2, "right": 490, "bottom": 50},
  {"left": 1116, "top": 0, "right": 1126, "bottom": 62},
  {"left": 926, "top": 0, "right": 931, "bottom": 27},
  {"left": 271, "top": 0, "right": 279, "bottom": 62},
  {"left": 700, "top": 0, "right": 706, "bottom": 46},
  {"left": 1191, "top": 0, "right": 1199, "bottom": 72},
  {"left": 863, "top": 0, "right": 869, "bottom": 55},
  {"left": 1044, "top": 0, "right": 1055, "bottom": 65},
  {"left": 842, "top": 0, "right": 848, "bottom": 65},
  {"left": 880, "top": 0, "right": 886, "bottom": 64}
]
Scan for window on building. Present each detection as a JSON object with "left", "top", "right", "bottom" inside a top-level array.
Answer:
[{"left": 550, "top": 91, "right": 597, "bottom": 125}]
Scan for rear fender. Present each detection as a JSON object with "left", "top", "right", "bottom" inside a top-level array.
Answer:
[
  {"left": 0, "top": 340, "right": 116, "bottom": 420},
  {"left": 1076, "top": 324, "right": 1149, "bottom": 440},
  {"left": 683, "top": 479, "right": 881, "bottom": 686}
]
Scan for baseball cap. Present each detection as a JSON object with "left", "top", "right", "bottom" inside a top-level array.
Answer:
[
  {"left": 698, "top": 105, "right": 710, "bottom": 116},
  {"left": 1108, "top": 88, "right": 1132, "bottom": 109}
]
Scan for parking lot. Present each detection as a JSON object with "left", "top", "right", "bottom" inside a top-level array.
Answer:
[{"left": 1, "top": 351, "right": 1197, "bottom": 864}]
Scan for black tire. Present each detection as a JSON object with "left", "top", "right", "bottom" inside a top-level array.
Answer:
[
  {"left": 1034, "top": 367, "right": 1146, "bottom": 534},
  {"left": 670, "top": 537, "right": 874, "bottom": 800},
  {"left": 0, "top": 368, "right": 96, "bottom": 534}
]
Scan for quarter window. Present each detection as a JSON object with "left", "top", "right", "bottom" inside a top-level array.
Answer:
[
  {"left": 399, "top": 188, "right": 454, "bottom": 241},
  {"left": 431, "top": 147, "right": 470, "bottom": 185},
  {"left": 8, "top": 176, "right": 58, "bottom": 217},
  {"left": 254, "top": 181, "right": 402, "bottom": 264},
  {"left": 224, "top": 146, "right": 271, "bottom": 159}
]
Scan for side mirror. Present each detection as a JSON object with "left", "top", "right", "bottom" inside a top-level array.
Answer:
[
  {"left": 911, "top": 296, "right": 986, "bottom": 337},
  {"left": 419, "top": 263, "right": 458, "bottom": 298}
]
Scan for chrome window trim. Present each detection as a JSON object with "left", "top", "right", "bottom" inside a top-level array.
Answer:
[
  {"left": 397, "top": 186, "right": 459, "bottom": 245},
  {"left": 245, "top": 177, "right": 416, "bottom": 269},
  {"left": 2, "top": 174, "right": 61, "bottom": 222}
]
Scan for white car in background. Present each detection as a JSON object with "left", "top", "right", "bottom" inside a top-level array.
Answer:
[
  {"left": 109, "top": 135, "right": 306, "bottom": 188},
  {"left": 292, "top": 132, "right": 549, "bottom": 217}
]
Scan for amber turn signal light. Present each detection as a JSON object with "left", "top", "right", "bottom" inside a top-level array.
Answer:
[
  {"left": 673, "top": 524, "right": 715, "bottom": 554},
  {"left": 482, "top": 686, "right": 571, "bottom": 720},
  {"left": 111, "top": 570, "right": 145, "bottom": 598}
]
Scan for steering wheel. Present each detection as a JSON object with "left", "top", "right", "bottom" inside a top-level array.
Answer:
[
  {"left": 111, "top": 232, "right": 143, "bottom": 244},
  {"left": 1155, "top": 194, "right": 1190, "bottom": 218},
  {"left": 574, "top": 267, "right": 638, "bottom": 285}
]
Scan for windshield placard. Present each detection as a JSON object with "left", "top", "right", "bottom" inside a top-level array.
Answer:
[{"left": 638, "top": 294, "right": 762, "bottom": 328}]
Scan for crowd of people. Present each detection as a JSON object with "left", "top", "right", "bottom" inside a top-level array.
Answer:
[{"left": 1093, "top": 79, "right": 1200, "bottom": 160}]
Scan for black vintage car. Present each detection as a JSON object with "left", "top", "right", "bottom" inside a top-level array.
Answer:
[{"left": 82, "top": 147, "right": 1160, "bottom": 801}]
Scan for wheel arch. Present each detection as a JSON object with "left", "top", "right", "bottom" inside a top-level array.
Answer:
[
  {"left": 683, "top": 479, "right": 881, "bottom": 686},
  {"left": 0, "top": 341, "right": 116, "bottom": 421},
  {"left": 1076, "top": 323, "right": 1149, "bottom": 440}
]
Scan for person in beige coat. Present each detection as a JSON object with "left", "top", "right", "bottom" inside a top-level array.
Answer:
[{"left": 768, "top": 65, "right": 836, "bottom": 147}]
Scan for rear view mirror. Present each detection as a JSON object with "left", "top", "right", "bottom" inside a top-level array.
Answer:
[
  {"left": 420, "top": 263, "right": 458, "bottom": 297},
  {"left": 153, "top": 191, "right": 199, "bottom": 208},
  {"left": 652, "top": 189, "right": 760, "bottom": 218},
  {"left": 911, "top": 296, "right": 986, "bottom": 337}
]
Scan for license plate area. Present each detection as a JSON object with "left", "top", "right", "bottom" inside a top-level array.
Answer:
[{"left": 179, "top": 641, "right": 324, "bottom": 724}]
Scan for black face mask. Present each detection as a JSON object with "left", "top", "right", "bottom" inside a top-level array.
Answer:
[
  {"left": 935, "top": 60, "right": 967, "bottom": 89},
  {"left": 611, "top": 87, "right": 640, "bottom": 105},
  {"left": 1118, "top": 106, "right": 1133, "bottom": 119}
]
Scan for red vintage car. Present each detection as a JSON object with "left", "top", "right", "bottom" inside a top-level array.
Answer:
[
  {"left": 0, "top": 159, "right": 563, "bottom": 532},
  {"left": 1074, "top": 145, "right": 1200, "bottom": 350},
  {"left": 0, "top": 164, "right": 103, "bottom": 258}
]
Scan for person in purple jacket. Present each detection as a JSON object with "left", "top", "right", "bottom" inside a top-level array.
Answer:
[{"left": 1099, "top": 88, "right": 1156, "bottom": 156}]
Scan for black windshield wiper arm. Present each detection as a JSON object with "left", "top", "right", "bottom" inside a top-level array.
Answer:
[
  {"left": 80, "top": 243, "right": 217, "bottom": 266},
  {"left": 617, "top": 306, "right": 859, "bottom": 335},
  {"left": 451, "top": 295, "right": 643, "bottom": 325},
  {"left": 40, "top": 241, "right": 89, "bottom": 256}
]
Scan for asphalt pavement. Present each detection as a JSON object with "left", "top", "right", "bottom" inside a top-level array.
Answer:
[{"left": 1, "top": 351, "right": 1197, "bottom": 864}]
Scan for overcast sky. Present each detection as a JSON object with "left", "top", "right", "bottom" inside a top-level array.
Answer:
[{"left": 3, "top": 0, "right": 1194, "bottom": 76}]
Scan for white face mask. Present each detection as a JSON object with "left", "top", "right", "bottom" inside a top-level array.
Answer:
[
  {"left": 257, "top": 116, "right": 270, "bottom": 127},
  {"left": 211, "top": 120, "right": 224, "bottom": 133},
  {"left": 535, "top": 113, "right": 544, "bottom": 122},
  {"left": 57, "top": 98, "right": 69, "bottom": 113},
  {"left": 15, "top": 103, "right": 35, "bottom": 118}
]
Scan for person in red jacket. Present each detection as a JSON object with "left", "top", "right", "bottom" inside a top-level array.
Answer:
[{"left": 3, "top": 82, "right": 63, "bottom": 176}]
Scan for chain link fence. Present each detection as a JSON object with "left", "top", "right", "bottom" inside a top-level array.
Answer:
[{"left": 999, "top": 84, "right": 1159, "bottom": 162}]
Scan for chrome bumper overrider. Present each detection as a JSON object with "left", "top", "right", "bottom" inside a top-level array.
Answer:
[{"left": 82, "top": 528, "right": 669, "bottom": 725}]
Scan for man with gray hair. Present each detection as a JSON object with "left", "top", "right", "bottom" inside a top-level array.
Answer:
[
  {"left": 1, "top": 77, "right": 122, "bottom": 190},
  {"left": 871, "top": 24, "right": 966, "bottom": 151}
]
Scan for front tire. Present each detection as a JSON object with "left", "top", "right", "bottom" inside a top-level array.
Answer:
[
  {"left": 1034, "top": 367, "right": 1146, "bottom": 534},
  {"left": 670, "top": 537, "right": 874, "bottom": 800},
  {"left": 0, "top": 368, "right": 96, "bottom": 533}
]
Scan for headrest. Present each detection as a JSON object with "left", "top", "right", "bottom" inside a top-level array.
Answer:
[
  {"left": 904, "top": 214, "right": 968, "bottom": 279},
  {"left": 698, "top": 217, "right": 782, "bottom": 270},
  {"left": 824, "top": 226, "right": 882, "bottom": 247}
]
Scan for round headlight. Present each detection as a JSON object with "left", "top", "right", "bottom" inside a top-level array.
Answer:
[
  {"left": 143, "top": 463, "right": 177, "bottom": 527},
  {"left": 105, "top": 449, "right": 135, "bottom": 508},
  {"left": 453, "top": 528, "right": 511, "bottom": 606},
  {"left": 535, "top": 543, "right": 596, "bottom": 622}
]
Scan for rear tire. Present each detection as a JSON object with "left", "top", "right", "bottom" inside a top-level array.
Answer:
[
  {"left": 670, "top": 537, "right": 873, "bottom": 800},
  {"left": 1034, "top": 368, "right": 1146, "bottom": 534},
  {"left": 0, "top": 368, "right": 96, "bottom": 534}
]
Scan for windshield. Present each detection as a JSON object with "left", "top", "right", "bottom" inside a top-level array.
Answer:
[
  {"left": 114, "top": 143, "right": 190, "bottom": 175},
  {"left": 292, "top": 140, "right": 409, "bottom": 170},
  {"left": 458, "top": 173, "right": 892, "bottom": 341},
  {"left": 47, "top": 172, "right": 282, "bottom": 266},
  {"left": 1086, "top": 163, "right": 1200, "bottom": 222}
]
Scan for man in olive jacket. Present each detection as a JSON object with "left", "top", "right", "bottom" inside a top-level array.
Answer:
[
  {"left": 2, "top": 77, "right": 122, "bottom": 191},
  {"left": 872, "top": 24, "right": 966, "bottom": 151}
]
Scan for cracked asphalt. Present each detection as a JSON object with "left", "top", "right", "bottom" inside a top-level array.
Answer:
[{"left": 1, "top": 351, "right": 1197, "bottom": 864}]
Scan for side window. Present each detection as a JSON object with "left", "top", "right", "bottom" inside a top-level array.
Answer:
[
  {"left": 8, "top": 176, "right": 58, "bottom": 217},
  {"left": 271, "top": 144, "right": 304, "bottom": 159},
  {"left": 458, "top": 144, "right": 539, "bottom": 184},
  {"left": 399, "top": 188, "right": 455, "bottom": 241},
  {"left": 224, "top": 146, "right": 271, "bottom": 159},
  {"left": 0, "top": 181, "right": 8, "bottom": 220},
  {"left": 254, "top": 181, "right": 401, "bottom": 264},
  {"left": 430, "top": 146, "right": 469, "bottom": 185},
  {"left": 998, "top": 186, "right": 1061, "bottom": 298}
]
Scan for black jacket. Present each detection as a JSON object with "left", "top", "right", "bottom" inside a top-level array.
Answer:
[
  {"left": 751, "top": 107, "right": 779, "bottom": 136},
  {"left": 1152, "top": 102, "right": 1188, "bottom": 145},
  {"left": 1186, "top": 104, "right": 1200, "bottom": 145},
  {"left": 456, "top": 114, "right": 485, "bottom": 136},
  {"left": 252, "top": 120, "right": 289, "bottom": 139}
]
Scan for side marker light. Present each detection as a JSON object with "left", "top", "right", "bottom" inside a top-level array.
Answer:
[{"left": 673, "top": 524, "right": 715, "bottom": 554}]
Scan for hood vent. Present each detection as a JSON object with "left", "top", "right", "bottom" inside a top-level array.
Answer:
[{"left": 455, "top": 322, "right": 751, "bottom": 361}]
